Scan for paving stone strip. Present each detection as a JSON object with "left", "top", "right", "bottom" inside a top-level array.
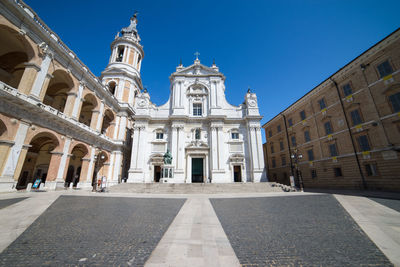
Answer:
[
  {"left": 335, "top": 194, "right": 400, "bottom": 266},
  {"left": 211, "top": 195, "right": 393, "bottom": 266},
  {"left": 0, "top": 197, "right": 29, "bottom": 210},
  {"left": 0, "top": 195, "right": 185, "bottom": 266},
  {"left": 145, "top": 196, "right": 240, "bottom": 267}
]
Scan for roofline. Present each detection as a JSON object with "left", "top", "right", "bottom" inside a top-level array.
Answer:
[{"left": 262, "top": 27, "right": 400, "bottom": 128}]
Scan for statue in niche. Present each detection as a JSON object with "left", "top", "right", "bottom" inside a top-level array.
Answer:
[{"left": 163, "top": 149, "right": 173, "bottom": 165}]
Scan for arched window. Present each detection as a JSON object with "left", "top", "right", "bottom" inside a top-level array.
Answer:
[
  {"left": 108, "top": 81, "right": 117, "bottom": 95},
  {"left": 116, "top": 46, "right": 124, "bottom": 62}
]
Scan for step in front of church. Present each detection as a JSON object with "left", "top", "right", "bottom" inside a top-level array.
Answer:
[{"left": 108, "top": 182, "right": 286, "bottom": 194}]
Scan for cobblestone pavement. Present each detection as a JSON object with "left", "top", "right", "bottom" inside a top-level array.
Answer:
[
  {"left": 369, "top": 197, "right": 400, "bottom": 213},
  {"left": 0, "top": 197, "right": 28, "bottom": 210},
  {"left": 211, "top": 195, "right": 393, "bottom": 266},
  {"left": 0, "top": 195, "right": 185, "bottom": 267}
]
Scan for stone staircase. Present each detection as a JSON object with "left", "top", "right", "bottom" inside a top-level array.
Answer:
[{"left": 108, "top": 182, "right": 286, "bottom": 194}]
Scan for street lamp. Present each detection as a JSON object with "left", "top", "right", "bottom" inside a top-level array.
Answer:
[{"left": 291, "top": 149, "right": 304, "bottom": 192}]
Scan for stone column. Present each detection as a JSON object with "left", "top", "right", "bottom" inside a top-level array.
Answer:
[
  {"left": 112, "top": 151, "right": 123, "bottom": 184},
  {"left": 117, "top": 115, "right": 127, "bottom": 140},
  {"left": 217, "top": 127, "right": 224, "bottom": 170},
  {"left": 17, "top": 63, "right": 40, "bottom": 95},
  {"left": 30, "top": 50, "right": 53, "bottom": 99},
  {"left": 93, "top": 101, "right": 104, "bottom": 131},
  {"left": 112, "top": 116, "right": 121, "bottom": 139},
  {"left": 71, "top": 81, "right": 85, "bottom": 119},
  {"left": 79, "top": 157, "right": 91, "bottom": 188},
  {"left": 171, "top": 125, "right": 178, "bottom": 167},
  {"left": 255, "top": 127, "right": 264, "bottom": 170},
  {"left": 55, "top": 136, "right": 72, "bottom": 184},
  {"left": 128, "top": 125, "right": 147, "bottom": 182},
  {"left": 1, "top": 121, "right": 30, "bottom": 182},
  {"left": 107, "top": 152, "right": 115, "bottom": 181},
  {"left": 129, "top": 127, "right": 140, "bottom": 170},
  {"left": 63, "top": 92, "right": 77, "bottom": 116},
  {"left": 210, "top": 126, "right": 218, "bottom": 171},
  {"left": 116, "top": 80, "right": 124, "bottom": 101},
  {"left": 85, "top": 146, "right": 96, "bottom": 184},
  {"left": 38, "top": 73, "right": 53, "bottom": 102}
]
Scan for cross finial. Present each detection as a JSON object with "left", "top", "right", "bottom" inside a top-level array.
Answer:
[{"left": 194, "top": 51, "right": 200, "bottom": 60}]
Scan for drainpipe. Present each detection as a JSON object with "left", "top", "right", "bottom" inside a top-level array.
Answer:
[
  {"left": 330, "top": 78, "right": 367, "bottom": 190},
  {"left": 360, "top": 64, "right": 392, "bottom": 147},
  {"left": 281, "top": 113, "right": 295, "bottom": 184}
]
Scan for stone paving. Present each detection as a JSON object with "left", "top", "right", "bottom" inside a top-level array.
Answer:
[
  {"left": 0, "top": 197, "right": 28, "bottom": 210},
  {"left": 0, "top": 195, "right": 185, "bottom": 266},
  {"left": 369, "top": 197, "right": 400, "bottom": 213},
  {"left": 0, "top": 189, "right": 399, "bottom": 266},
  {"left": 211, "top": 195, "right": 393, "bottom": 266}
]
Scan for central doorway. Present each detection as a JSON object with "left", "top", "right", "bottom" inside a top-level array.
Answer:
[
  {"left": 192, "top": 158, "right": 203, "bottom": 183},
  {"left": 154, "top": 165, "right": 161, "bottom": 182},
  {"left": 234, "top": 165, "right": 242, "bottom": 182}
]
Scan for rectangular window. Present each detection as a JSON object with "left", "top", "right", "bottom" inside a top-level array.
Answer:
[
  {"left": 319, "top": 98, "right": 326, "bottom": 110},
  {"left": 231, "top": 132, "right": 239, "bottom": 139},
  {"left": 357, "top": 135, "right": 371, "bottom": 151},
  {"left": 307, "top": 149, "right": 314, "bottom": 161},
  {"left": 291, "top": 136, "right": 296, "bottom": 147},
  {"left": 334, "top": 167, "right": 343, "bottom": 177},
  {"left": 277, "top": 125, "right": 282, "bottom": 132},
  {"left": 350, "top": 109, "right": 363, "bottom": 126},
  {"left": 272, "top": 158, "right": 276, "bottom": 168},
  {"left": 324, "top": 121, "right": 333, "bottom": 135},
  {"left": 311, "top": 169, "right": 317, "bottom": 179},
  {"left": 389, "top": 92, "right": 400, "bottom": 112},
  {"left": 193, "top": 103, "right": 202, "bottom": 116},
  {"left": 280, "top": 141, "right": 284, "bottom": 151},
  {"left": 281, "top": 156, "right": 286, "bottom": 166},
  {"left": 304, "top": 130, "right": 311, "bottom": 142},
  {"left": 288, "top": 118, "right": 293, "bottom": 127},
  {"left": 156, "top": 132, "right": 163, "bottom": 139},
  {"left": 329, "top": 144, "right": 338, "bottom": 157},
  {"left": 268, "top": 130, "right": 272, "bottom": 137},
  {"left": 270, "top": 144, "right": 274, "bottom": 153},
  {"left": 365, "top": 163, "right": 378, "bottom": 176},
  {"left": 377, "top": 60, "right": 393, "bottom": 78},
  {"left": 300, "top": 110, "right": 306, "bottom": 120},
  {"left": 342, "top": 83, "right": 353, "bottom": 96}
]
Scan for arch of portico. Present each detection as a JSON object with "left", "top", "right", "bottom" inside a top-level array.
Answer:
[
  {"left": 0, "top": 24, "right": 38, "bottom": 94},
  {"left": 16, "top": 131, "right": 61, "bottom": 189}
]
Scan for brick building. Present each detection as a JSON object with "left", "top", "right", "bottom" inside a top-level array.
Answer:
[{"left": 262, "top": 28, "right": 400, "bottom": 191}]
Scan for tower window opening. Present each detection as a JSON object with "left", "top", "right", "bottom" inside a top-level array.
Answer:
[
  {"left": 116, "top": 47, "right": 124, "bottom": 62},
  {"left": 108, "top": 81, "right": 116, "bottom": 95}
]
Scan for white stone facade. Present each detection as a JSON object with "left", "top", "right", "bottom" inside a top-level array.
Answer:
[{"left": 128, "top": 58, "right": 266, "bottom": 183}]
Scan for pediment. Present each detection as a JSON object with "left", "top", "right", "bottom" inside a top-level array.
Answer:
[{"left": 173, "top": 63, "right": 221, "bottom": 76}]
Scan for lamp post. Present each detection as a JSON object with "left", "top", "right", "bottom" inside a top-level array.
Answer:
[{"left": 291, "top": 149, "right": 304, "bottom": 192}]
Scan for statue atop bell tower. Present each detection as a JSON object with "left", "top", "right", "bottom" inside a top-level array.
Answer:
[{"left": 101, "top": 13, "right": 144, "bottom": 106}]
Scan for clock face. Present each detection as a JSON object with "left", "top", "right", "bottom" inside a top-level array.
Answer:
[
  {"left": 138, "top": 99, "right": 147, "bottom": 107},
  {"left": 248, "top": 99, "right": 257, "bottom": 107}
]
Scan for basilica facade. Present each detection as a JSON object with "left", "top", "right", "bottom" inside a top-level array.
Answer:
[
  {"left": 0, "top": 0, "right": 265, "bottom": 191},
  {"left": 130, "top": 57, "right": 265, "bottom": 183}
]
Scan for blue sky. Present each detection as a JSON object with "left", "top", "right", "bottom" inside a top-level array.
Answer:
[{"left": 25, "top": 0, "right": 400, "bottom": 141}]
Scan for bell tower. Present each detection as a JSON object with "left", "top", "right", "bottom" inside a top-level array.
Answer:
[{"left": 101, "top": 13, "right": 144, "bottom": 105}]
